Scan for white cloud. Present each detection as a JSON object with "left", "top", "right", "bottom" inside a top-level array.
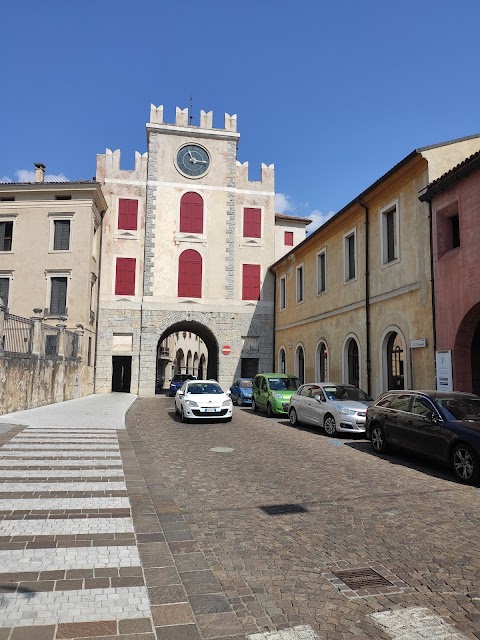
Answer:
[
  {"left": 0, "top": 176, "right": 12, "bottom": 183},
  {"left": 306, "top": 209, "right": 336, "bottom": 234},
  {"left": 275, "top": 192, "right": 294, "bottom": 214},
  {"left": 15, "top": 169, "right": 69, "bottom": 183}
]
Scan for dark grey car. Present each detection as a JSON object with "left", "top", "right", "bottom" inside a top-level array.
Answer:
[{"left": 365, "top": 390, "right": 480, "bottom": 484}]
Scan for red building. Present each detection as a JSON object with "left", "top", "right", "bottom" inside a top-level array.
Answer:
[{"left": 420, "top": 151, "right": 480, "bottom": 393}]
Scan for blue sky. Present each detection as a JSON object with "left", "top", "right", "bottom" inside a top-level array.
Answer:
[{"left": 1, "top": 0, "right": 479, "bottom": 231}]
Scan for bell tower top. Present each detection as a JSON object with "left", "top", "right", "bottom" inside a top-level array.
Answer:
[{"left": 147, "top": 104, "right": 239, "bottom": 140}]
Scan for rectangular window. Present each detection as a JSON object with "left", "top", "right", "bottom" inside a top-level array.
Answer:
[
  {"left": 50, "top": 277, "right": 67, "bottom": 315},
  {"left": 55, "top": 195, "right": 71, "bottom": 201},
  {"left": 115, "top": 258, "right": 136, "bottom": 296},
  {"left": 242, "top": 264, "right": 261, "bottom": 300},
  {"left": 0, "top": 197, "right": 15, "bottom": 202},
  {"left": 0, "top": 277, "right": 10, "bottom": 308},
  {"left": 53, "top": 220, "right": 71, "bottom": 250},
  {"left": 284, "top": 231, "right": 294, "bottom": 246},
  {"left": 243, "top": 208, "right": 261, "bottom": 238},
  {"left": 451, "top": 214, "right": 460, "bottom": 249},
  {"left": 280, "top": 275, "right": 286, "bottom": 310},
  {"left": 88, "top": 336, "right": 92, "bottom": 366},
  {"left": 118, "top": 199, "right": 138, "bottom": 231},
  {"left": 382, "top": 205, "right": 398, "bottom": 264},
  {"left": 317, "top": 250, "right": 326, "bottom": 293},
  {"left": 296, "top": 265, "right": 304, "bottom": 303},
  {"left": 45, "top": 334, "right": 58, "bottom": 355},
  {"left": 345, "top": 232, "right": 356, "bottom": 281},
  {"left": 0, "top": 221, "right": 13, "bottom": 251}
]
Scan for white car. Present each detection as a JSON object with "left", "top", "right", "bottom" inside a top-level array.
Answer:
[
  {"left": 288, "top": 382, "right": 373, "bottom": 435},
  {"left": 175, "top": 380, "right": 233, "bottom": 423}
]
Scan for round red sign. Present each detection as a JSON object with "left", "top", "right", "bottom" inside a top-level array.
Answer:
[{"left": 222, "top": 345, "right": 231, "bottom": 356}]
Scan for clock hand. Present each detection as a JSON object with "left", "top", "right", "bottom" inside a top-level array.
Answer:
[{"left": 188, "top": 149, "right": 193, "bottom": 159}]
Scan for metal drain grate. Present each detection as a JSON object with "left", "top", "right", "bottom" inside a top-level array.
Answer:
[
  {"left": 260, "top": 503, "right": 308, "bottom": 515},
  {"left": 332, "top": 568, "right": 393, "bottom": 590}
]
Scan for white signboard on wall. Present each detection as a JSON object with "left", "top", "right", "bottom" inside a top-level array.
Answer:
[{"left": 436, "top": 350, "right": 453, "bottom": 391}]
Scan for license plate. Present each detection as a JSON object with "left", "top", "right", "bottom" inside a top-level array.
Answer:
[{"left": 203, "top": 408, "right": 217, "bottom": 413}]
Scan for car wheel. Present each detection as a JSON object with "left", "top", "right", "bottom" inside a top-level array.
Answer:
[
  {"left": 289, "top": 407, "right": 299, "bottom": 426},
  {"left": 252, "top": 398, "right": 258, "bottom": 412},
  {"left": 237, "top": 395, "right": 243, "bottom": 406},
  {"left": 324, "top": 414, "right": 337, "bottom": 436},
  {"left": 370, "top": 423, "right": 388, "bottom": 453},
  {"left": 267, "top": 403, "right": 274, "bottom": 418},
  {"left": 452, "top": 443, "right": 479, "bottom": 484}
]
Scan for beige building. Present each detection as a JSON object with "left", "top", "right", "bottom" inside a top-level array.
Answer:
[
  {"left": 0, "top": 164, "right": 107, "bottom": 394},
  {"left": 96, "top": 104, "right": 308, "bottom": 395},
  {"left": 271, "top": 135, "right": 480, "bottom": 399}
]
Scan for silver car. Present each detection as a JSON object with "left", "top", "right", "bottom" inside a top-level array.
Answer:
[{"left": 288, "top": 383, "right": 373, "bottom": 435}]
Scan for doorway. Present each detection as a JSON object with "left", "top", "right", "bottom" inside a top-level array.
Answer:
[
  {"left": 112, "top": 356, "right": 132, "bottom": 393},
  {"left": 471, "top": 322, "right": 480, "bottom": 395}
]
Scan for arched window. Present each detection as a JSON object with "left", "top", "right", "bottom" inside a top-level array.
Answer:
[
  {"left": 186, "top": 350, "right": 192, "bottom": 374},
  {"left": 345, "top": 338, "right": 359, "bottom": 387},
  {"left": 278, "top": 348, "right": 286, "bottom": 374},
  {"left": 180, "top": 192, "right": 203, "bottom": 234},
  {"left": 295, "top": 345, "right": 305, "bottom": 385},
  {"left": 316, "top": 341, "right": 328, "bottom": 382},
  {"left": 385, "top": 332, "right": 405, "bottom": 390},
  {"left": 178, "top": 250, "right": 202, "bottom": 298},
  {"left": 198, "top": 354, "right": 206, "bottom": 380}
]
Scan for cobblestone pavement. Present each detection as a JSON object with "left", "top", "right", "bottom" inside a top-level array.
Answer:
[{"left": 124, "top": 397, "right": 480, "bottom": 639}]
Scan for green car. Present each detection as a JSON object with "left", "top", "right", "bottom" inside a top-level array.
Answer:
[{"left": 252, "top": 373, "right": 300, "bottom": 417}]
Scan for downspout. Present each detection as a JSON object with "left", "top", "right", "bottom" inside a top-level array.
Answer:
[
  {"left": 272, "top": 269, "right": 277, "bottom": 372},
  {"left": 426, "top": 198, "right": 437, "bottom": 352},
  {"left": 93, "top": 209, "right": 106, "bottom": 394},
  {"left": 358, "top": 201, "right": 371, "bottom": 396}
]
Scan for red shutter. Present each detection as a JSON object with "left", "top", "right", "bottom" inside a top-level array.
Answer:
[
  {"left": 178, "top": 250, "right": 202, "bottom": 298},
  {"left": 115, "top": 258, "right": 136, "bottom": 295},
  {"left": 243, "top": 208, "right": 261, "bottom": 238},
  {"left": 242, "top": 264, "right": 261, "bottom": 300},
  {"left": 284, "top": 231, "right": 294, "bottom": 246},
  {"left": 118, "top": 199, "right": 138, "bottom": 230},
  {"left": 180, "top": 193, "right": 203, "bottom": 233}
]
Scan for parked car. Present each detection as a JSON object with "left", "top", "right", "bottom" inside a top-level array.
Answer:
[
  {"left": 288, "top": 383, "right": 373, "bottom": 435},
  {"left": 175, "top": 379, "right": 233, "bottom": 423},
  {"left": 365, "top": 390, "right": 480, "bottom": 484},
  {"left": 169, "top": 374, "right": 197, "bottom": 396},
  {"left": 252, "top": 373, "right": 300, "bottom": 417},
  {"left": 230, "top": 378, "right": 253, "bottom": 406}
]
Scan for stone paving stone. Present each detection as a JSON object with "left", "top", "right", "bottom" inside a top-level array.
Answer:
[
  {"left": 0, "top": 460, "right": 123, "bottom": 467},
  {"left": 0, "top": 517, "right": 134, "bottom": 536},
  {"left": 10, "top": 625, "right": 56, "bottom": 639},
  {"left": 0, "top": 497, "right": 130, "bottom": 510},
  {"left": 370, "top": 607, "right": 469, "bottom": 639},
  {"left": 0, "top": 469, "right": 125, "bottom": 477},
  {"left": 0, "top": 482, "right": 127, "bottom": 492},
  {"left": 155, "top": 625, "right": 202, "bottom": 640},
  {"left": 56, "top": 620, "right": 118, "bottom": 638},
  {"left": 151, "top": 603, "right": 195, "bottom": 626}
]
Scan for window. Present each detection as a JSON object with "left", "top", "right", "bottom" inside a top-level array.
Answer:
[
  {"left": 242, "top": 264, "right": 261, "bottom": 300},
  {"left": 451, "top": 214, "right": 460, "bottom": 249},
  {"left": 316, "top": 341, "right": 328, "bottom": 382},
  {"left": 0, "top": 277, "right": 10, "bottom": 308},
  {"left": 280, "top": 276, "right": 286, "bottom": 310},
  {"left": 45, "top": 334, "right": 58, "bottom": 355},
  {"left": 317, "top": 250, "right": 326, "bottom": 293},
  {"left": 88, "top": 336, "right": 92, "bottom": 367},
  {"left": 295, "top": 345, "right": 305, "bottom": 385},
  {"left": 0, "top": 221, "right": 13, "bottom": 251},
  {"left": 55, "top": 195, "right": 71, "bottom": 201},
  {"left": 278, "top": 348, "right": 286, "bottom": 374},
  {"left": 411, "top": 396, "right": 434, "bottom": 417},
  {"left": 115, "top": 258, "right": 136, "bottom": 296},
  {"left": 436, "top": 205, "right": 460, "bottom": 258},
  {"left": 178, "top": 250, "right": 202, "bottom": 298},
  {"left": 118, "top": 199, "right": 138, "bottom": 231},
  {"left": 0, "top": 197, "right": 14, "bottom": 202},
  {"left": 296, "top": 265, "right": 304, "bottom": 303},
  {"left": 53, "top": 220, "right": 70, "bottom": 251},
  {"left": 180, "top": 192, "right": 203, "bottom": 233},
  {"left": 381, "top": 204, "right": 398, "bottom": 264},
  {"left": 243, "top": 208, "right": 261, "bottom": 238},
  {"left": 389, "top": 394, "right": 411, "bottom": 412},
  {"left": 284, "top": 231, "right": 293, "bottom": 246},
  {"left": 50, "top": 277, "right": 67, "bottom": 315},
  {"left": 344, "top": 231, "right": 356, "bottom": 281}
]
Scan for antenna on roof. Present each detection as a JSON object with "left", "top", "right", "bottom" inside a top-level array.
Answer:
[{"left": 189, "top": 94, "right": 193, "bottom": 125}]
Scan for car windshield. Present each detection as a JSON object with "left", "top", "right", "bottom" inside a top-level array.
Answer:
[
  {"left": 187, "top": 383, "right": 224, "bottom": 395},
  {"left": 436, "top": 397, "right": 480, "bottom": 421},
  {"left": 323, "top": 385, "right": 372, "bottom": 402},
  {"left": 174, "top": 375, "right": 195, "bottom": 382},
  {"left": 268, "top": 377, "right": 300, "bottom": 391},
  {"left": 239, "top": 380, "right": 253, "bottom": 388}
]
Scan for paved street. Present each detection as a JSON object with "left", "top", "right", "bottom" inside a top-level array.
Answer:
[{"left": 0, "top": 394, "right": 479, "bottom": 639}]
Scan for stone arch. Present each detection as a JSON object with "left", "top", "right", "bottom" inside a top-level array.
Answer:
[
  {"left": 454, "top": 301, "right": 480, "bottom": 392},
  {"left": 315, "top": 338, "right": 329, "bottom": 382},
  {"left": 342, "top": 333, "right": 360, "bottom": 388},
  {"left": 380, "top": 326, "right": 407, "bottom": 393},
  {"left": 295, "top": 343, "right": 305, "bottom": 384},
  {"left": 278, "top": 346, "right": 287, "bottom": 374}
]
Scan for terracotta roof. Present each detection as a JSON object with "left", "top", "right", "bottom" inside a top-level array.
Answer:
[
  {"left": 419, "top": 149, "right": 480, "bottom": 201},
  {"left": 275, "top": 213, "right": 311, "bottom": 225}
]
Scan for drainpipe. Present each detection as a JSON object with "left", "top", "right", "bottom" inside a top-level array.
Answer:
[
  {"left": 426, "top": 198, "right": 437, "bottom": 353},
  {"left": 272, "top": 270, "right": 277, "bottom": 372},
  {"left": 93, "top": 209, "right": 106, "bottom": 394},
  {"left": 358, "top": 201, "right": 371, "bottom": 396}
]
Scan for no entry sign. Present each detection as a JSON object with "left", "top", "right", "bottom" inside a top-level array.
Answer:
[{"left": 222, "top": 345, "right": 231, "bottom": 355}]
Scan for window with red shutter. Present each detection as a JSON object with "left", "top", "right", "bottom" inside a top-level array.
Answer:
[
  {"left": 242, "top": 264, "right": 261, "bottom": 300},
  {"left": 284, "top": 231, "right": 294, "bottom": 246},
  {"left": 243, "top": 208, "right": 261, "bottom": 238},
  {"left": 115, "top": 258, "right": 136, "bottom": 296},
  {"left": 118, "top": 199, "right": 138, "bottom": 231},
  {"left": 178, "top": 250, "right": 202, "bottom": 298},
  {"left": 180, "top": 193, "right": 204, "bottom": 233}
]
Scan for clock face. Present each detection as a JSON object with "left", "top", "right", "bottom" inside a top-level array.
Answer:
[{"left": 176, "top": 144, "right": 210, "bottom": 178}]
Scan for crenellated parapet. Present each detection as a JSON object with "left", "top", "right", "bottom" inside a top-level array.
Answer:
[
  {"left": 235, "top": 160, "right": 275, "bottom": 191},
  {"left": 96, "top": 148, "right": 148, "bottom": 182},
  {"left": 148, "top": 104, "right": 238, "bottom": 134}
]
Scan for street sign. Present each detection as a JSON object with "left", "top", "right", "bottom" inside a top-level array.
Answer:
[
  {"left": 222, "top": 345, "right": 231, "bottom": 355},
  {"left": 436, "top": 350, "right": 453, "bottom": 391},
  {"left": 409, "top": 338, "right": 427, "bottom": 348}
]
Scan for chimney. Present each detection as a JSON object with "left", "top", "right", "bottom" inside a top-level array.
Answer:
[{"left": 34, "top": 163, "right": 46, "bottom": 183}]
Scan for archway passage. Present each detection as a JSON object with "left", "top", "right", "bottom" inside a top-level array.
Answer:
[
  {"left": 387, "top": 333, "right": 405, "bottom": 390},
  {"left": 156, "top": 320, "right": 219, "bottom": 393},
  {"left": 346, "top": 338, "right": 359, "bottom": 387},
  {"left": 454, "top": 302, "right": 480, "bottom": 393}
]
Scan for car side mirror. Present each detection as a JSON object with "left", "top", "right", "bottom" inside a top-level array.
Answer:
[{"left": 426, "top": 410, "right": 440, "bottom": 423}]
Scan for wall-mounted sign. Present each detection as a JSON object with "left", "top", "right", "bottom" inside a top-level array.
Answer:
[
  {"left": 409, "top": 338, "right": 427, "bottom": 348},
  {"left": 222, "top": 345, "right": 231, "bottom": 356},
  {"left": 436, "top": 350, "right": 453, "bottom": 391}
]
